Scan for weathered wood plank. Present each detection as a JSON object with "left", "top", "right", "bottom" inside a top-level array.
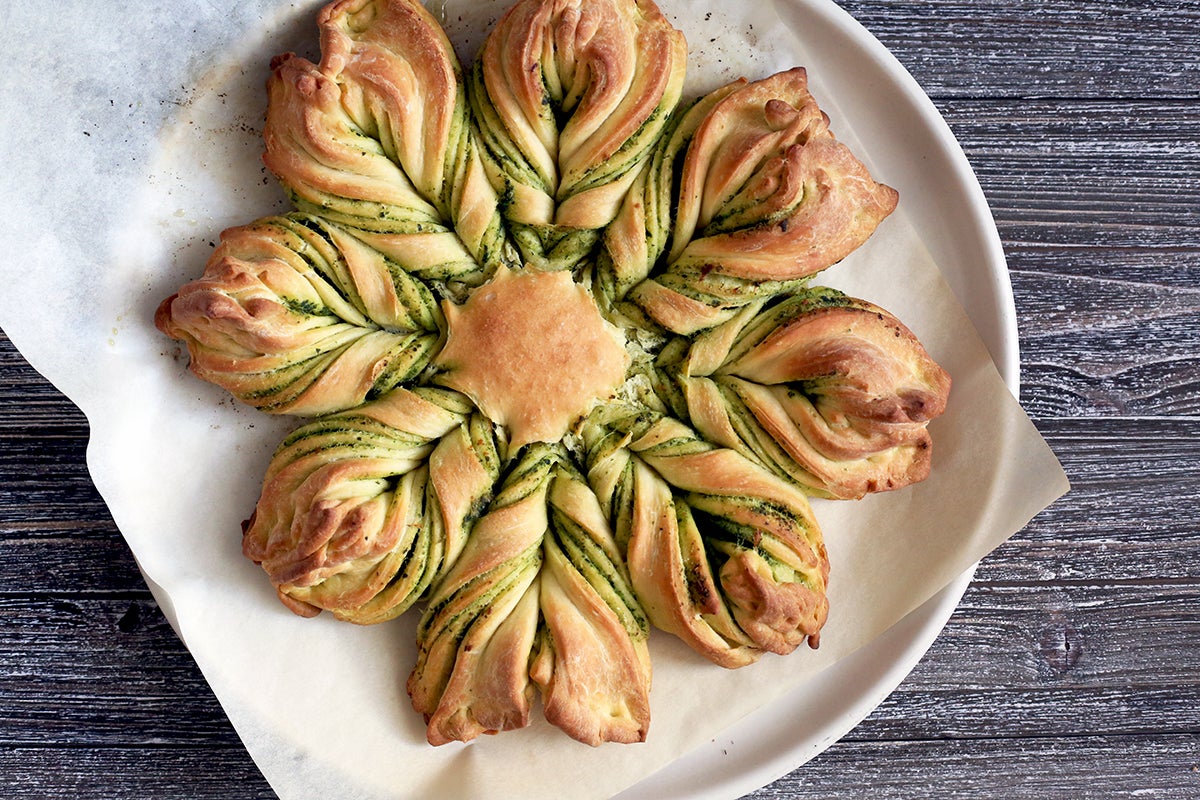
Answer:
[
  {"left": 946, "top": 99, "right": 1200, "bottom": 155},
  {"left": 753, "top": 733, "right": 1200, "bottom": 799},
  {"left": 0, "top": 417, "right": 116, "bottom": 529},
  {"left": 0, "top": 473, "right": 114, "bottom": 526},
  {"left": 858, "top": 582, "right": 1200, "bottom": 731},
  {"left": 0, "top": 335, "right": 124, "bottom": 532},
  {"left": 0, "top": 536, "right": 147, "bottom": 594},
  {"left": 0, "top": 746, "right": 275, "bottom": 800},
  {"left": 935, "top": 99, "right": 1200, "bottom": 250},
  {"left": 1008, "top": 249, "right": 1200, "bottom": 418},
  {"left": 1, "top": 734, "right": 1199, "bottom": 799},
  {"left": 836, "top": 0, "right": 1200, "bottom": 101},
  {"left": 861, "top": 683, "right": 1200, "bottom": 745},
  {"left": 1036, "top": 418, "right": 1200, "bottom": 486},
  {"left": 1017, "top": 336, "right": 1200, "bottom": 418},
  {"left": 0, "top": 597, "right": 239, "bottom": 745},
  {"left": 977, "top": 418, "right": 1200, "bottom": 583},
  {"left": 1011, "top": 270, "right": 1200, "bottom": 344},
  {"left": 1007, "top": 245, "right": 1200, "bottom": 290}
]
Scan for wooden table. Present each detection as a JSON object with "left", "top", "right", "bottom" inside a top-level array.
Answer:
[{"left": 2, "top": 1, "right": 1197, "bottom": 796}]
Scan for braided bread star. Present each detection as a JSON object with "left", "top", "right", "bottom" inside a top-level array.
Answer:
[{"left": 155, "top": 0, "right": 951, "bottom": 746}]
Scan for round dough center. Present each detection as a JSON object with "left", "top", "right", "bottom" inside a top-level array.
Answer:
[{"left": 433, "top": 266, "right": 630, "bottom": 449}]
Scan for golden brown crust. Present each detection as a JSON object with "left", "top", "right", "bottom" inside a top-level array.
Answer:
[
  {"left": 421, "top": 577, "right": 542, "bottom": 745},
  {"left": 532, "top": 472, "right": 651, "bottom": 745},
  {"left": 626, "top": 68, "right": 900, "bottom": 334},
  {"left": 593, "top": 81, "right": 743, "bottom": 326},
  {"left": 155, "top": 215, "right": 441, "bottom": 416},
  {"left": 471, "top": 0, "right": 687, "bottom": 270},
  {"left": 622, "top": 461, "right": 761, "bottom": 668},
  {"left": 719, "top": 550, "right": 827, "bottom": 653},
  {"left": 582, "top": 407, "right": 829, "bottom": 667},
  {"left": 409, "top": 446, "right": 650, "bottom": 745},
  {"left": 263, "top": 54, "right": 446, "bottom": 230},
  {"left": 264, "top": 0, "right": 514, "bottom": 282},
  {"left": 433, "top": 265, "right": 630, "bottom": 450},
  {"left": 668, "top": 290, "right": 951, "bottom": 499},
  {"left": 407, "top": 469, "right": 545, "bottom": 744},
  {"left": 241, "top": 388, "right": 495, "bottom": 624},
  {"left": 318, "top": 0, "right": 460, "bottom": 201}
]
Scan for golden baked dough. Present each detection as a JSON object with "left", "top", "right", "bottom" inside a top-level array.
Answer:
[
  {"left": 601, "top": 68, "right": 899, "bottom": 334},
  {"left": 242, "top": 388, "right": 498, "bottom": 623},
  {"left": 409, "top": 444, "right": 650, "bottom": 746},
  {"left": 155, "top": 214, "right": 442, "bottom": 415},
  {"left": 593, "top": 82, "right": 740, "bottom": 325},
  {"left": 156, "top": 0, "right": 951, "bottom": 747},
  {"left": 264, "top": 0, "right": 516, "bottom": 287},
  {"left": 583, "top": 404, "right": 828, "bottom": 668},
  {"left": 657, "top": 288, "right": 952, "bottom": 499},
  {"left": 433, "top": 265, "right": 630, "bottom": 449},
  {"left": 470, "top": 0, "right": 687, "bottom": 271}
]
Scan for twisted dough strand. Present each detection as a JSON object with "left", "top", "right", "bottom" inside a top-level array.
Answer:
[
  {"left": 155, "top": 214, "right": 442, "bottom": 415},
  {"left": 265, "top": 0, "right": 517, "bottom": 287},
  {"left": 409, "top": 444, "right": 651, "bottom": 745},
  {"left": 593, "top": 83, "right": 739, "bottom": 326},
  {"left": 408, "top": 445, "right": 551, "bottom": 745},
  {"left": 469, "top": 0, "right": 686, "bottom": 271},
  {"left": 659, "top": 288, "right": 952, "bottom": 499},
  {"left": 608, "top": 68, "right": 900, "bottom": 334},
  {"left": 241, "top": 388, "right": 498, "bottom": 623},
  {"left": 583, "top": 404, "right": 828, "bottom": 668}
]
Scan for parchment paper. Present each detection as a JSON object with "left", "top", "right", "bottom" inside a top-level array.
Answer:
[{"left": 0, "top": 1, "right": 1068, "bottom": 798}]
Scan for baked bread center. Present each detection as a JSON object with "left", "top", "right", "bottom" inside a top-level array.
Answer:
[{"left": 433, "top": 266, "right": 630, "bottom": 449}]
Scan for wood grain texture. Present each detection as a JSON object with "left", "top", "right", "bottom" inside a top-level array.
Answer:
[
  {"left": 949, "top": 100, "right": 1200, "bottom": 250},
  {"left": 835, "top": 0, "right": 1200, "bottom": 100},
  {"left": 2, "top": 0, "right": 1199, "bottom": 797},
  {"left": 747, "top": 735, "right": 1200, "bottom": 799},
  {"left": 0, "top": 747, "right": 275, "bottom": 800},
  {"left": 0, "top": 596, "right": 241, "bottom": 746}
]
